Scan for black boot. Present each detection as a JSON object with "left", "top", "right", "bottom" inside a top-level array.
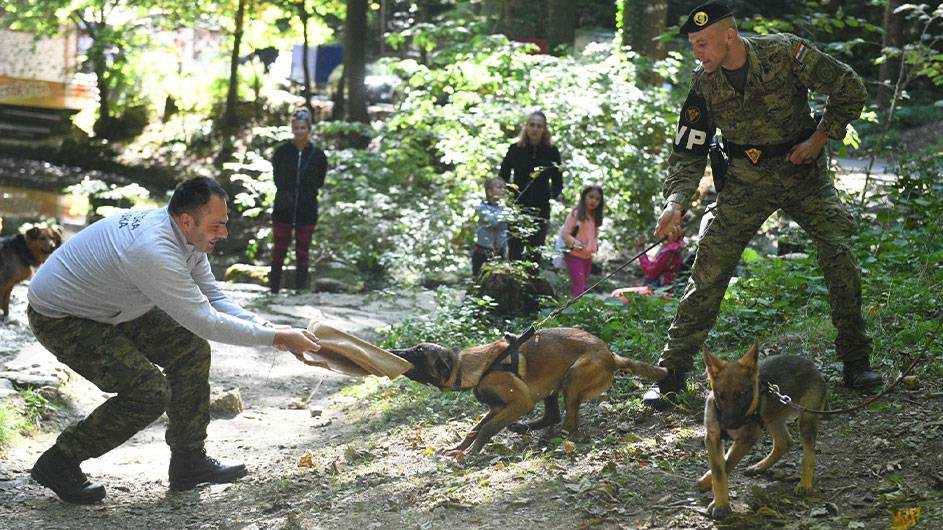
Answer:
[
  {"left": 168, "top": 448, "right": 247, "bottom": 491},
  {"left": 642, "top": 369, "right": 688, "bottom": 411},
  {"left": 269, "top": 263, "right": 282, "bottom": 294},
  {"left": 843, "top": 363, "right": 883, "bottom": 389},
  {"left": 30, "top": 446, "right": 106, "bottom": 504},
  {"left": 295, "top": 266, "right": 309, "bottom": 292}
]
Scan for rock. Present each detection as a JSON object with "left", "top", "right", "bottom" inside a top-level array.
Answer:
[
  {"left": 474, "top": 262, "right": 555, "bottom": 316},
  {"left": 0, "top": 378, "right": 17, "bottom": 399},
  {"left": 902, "top": 375, "right": 920, "bottom": 389},
  {"left": 223, "top": 263, "right": 269, "bottom": 286},
  {"left": 313, "top": 277, "right": 362, "bottom": 293},
  {"left": 208, "top": 388, "right": 244, "bottom": 419},
  {"left": 309, "top": 406, "right": 323, "bottom": 417},
  {"left": 0, "top": 371, "right": 60, "bottom": 389}
]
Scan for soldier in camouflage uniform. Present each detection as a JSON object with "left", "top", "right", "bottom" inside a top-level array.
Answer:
[
  {"left": 26, "top": 177, "right": 322, "bottom": 503},
  {"left": 643, "top": 1, "right": 883, "bottom": 410}
]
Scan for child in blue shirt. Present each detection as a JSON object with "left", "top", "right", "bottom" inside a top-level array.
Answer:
[{"left": 472, "top": 178, "right": 508, "bottom": 275}]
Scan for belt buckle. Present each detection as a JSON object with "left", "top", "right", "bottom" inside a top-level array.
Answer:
[{"left": 745, "top": 148, "right": 762, "bottom": 165}]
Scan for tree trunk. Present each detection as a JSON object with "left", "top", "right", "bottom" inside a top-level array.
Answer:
[
  {"left": 498, "top": 0, "right": 515, "bottom": 37},
  {"left": 344, "top": 0, "right": 369, "bottom": 124},
  {"left": 546, "top": 0, "right": 575, "bottom": 55},
  {"left": 620, "top": 0, "right": 667, "bottom": 60},
  {"left": 300, "top": 7, "right": 314, "bottom": 120},
  {"left": 223, "top": 0, "right": 248, "bottom": 129},
  {"left": 417, "top": 0, "right": 429, "bottom": 63},
  {"left": 91, "top": 42, "right": 111, "bottom": 131},
  {"left": 877, "top": 0, "right": 904, "bottom": 113},
  {"left": 332, "top": 68, "right": 346, "bottom": 121}
]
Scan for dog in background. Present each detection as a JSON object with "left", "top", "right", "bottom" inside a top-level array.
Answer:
[
  {"left": 698, "top": 343, "right": 827, "bottom": 519},
  {"left": 391, "top": 327, "right": 668, "bottom": 456},
  {"left": 0, "top": 226, "right": 62, "bottom": 318}
]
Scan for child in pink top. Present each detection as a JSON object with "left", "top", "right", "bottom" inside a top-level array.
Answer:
[
  {"left": 559, "top": 185, "right": 604, "bottom": 297},
  {"left": 634, "top": 238, "right": 685, "bottom": 287}
]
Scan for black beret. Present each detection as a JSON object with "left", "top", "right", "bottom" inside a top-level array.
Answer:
[{"left": 679, "top": 1, "right": 734, "bottom": 34}]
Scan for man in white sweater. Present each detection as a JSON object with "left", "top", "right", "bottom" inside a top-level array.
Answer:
[{"left": 26, "top": 177, "right": 321, "bottom": 504}]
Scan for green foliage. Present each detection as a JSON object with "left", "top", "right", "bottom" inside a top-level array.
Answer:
[
  {"left": 385, "top": 148, "right": 943, "bottom": 380},
  {"left": 18, "top": 388, "right": 56, "bottom": 428},
  {"left": 226, "top": 30, "right": 678, "bottom": 285},
  {"left": 0, "top": 402, "right": 28, "bottom": 448},
  {"left": 382, "top": 289, "right": 515, "bottom": 349}
]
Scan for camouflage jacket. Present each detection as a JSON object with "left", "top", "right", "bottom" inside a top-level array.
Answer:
[{"left": 664, "top": 33, "right": 867, "bottom": 207}]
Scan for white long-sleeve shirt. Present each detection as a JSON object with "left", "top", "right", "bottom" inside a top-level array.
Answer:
[{"left": 28, "top": 207, "right": 276, "bottom": 347}]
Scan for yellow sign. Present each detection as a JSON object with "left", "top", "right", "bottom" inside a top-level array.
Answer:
[
  {"left": 693, "top": 11, "right": 709, "bottom": 26},
  {"left": 0, "top": 76, "right": 93, "bottom": 110}
]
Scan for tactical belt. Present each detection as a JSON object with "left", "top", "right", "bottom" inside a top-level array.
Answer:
[{"left": 725, "top": 129, "right": 815, "bottom": 165}]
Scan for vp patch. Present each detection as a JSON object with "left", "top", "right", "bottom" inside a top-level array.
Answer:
[{"left": 673, "top": 91, "right": 714, "bottom": 155}]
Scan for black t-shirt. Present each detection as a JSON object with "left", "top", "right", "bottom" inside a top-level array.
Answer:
[{"left": 723, "top": 61, "right": 749, "bottom": 94}]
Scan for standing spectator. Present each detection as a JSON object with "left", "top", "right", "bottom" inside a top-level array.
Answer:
[
  {"left": 472, "top": 177, "right": 509, "bottom": 276},
  {"left": 559, "top": 185, "right": 604, "bottom": 297},
  {"left": 270, "top": 109, "right": 328, "bottom": 293},
  {"left": 499, "top": 110, "right": 563, "bottom": 262}
]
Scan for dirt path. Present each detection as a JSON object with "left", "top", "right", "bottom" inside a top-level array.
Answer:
[
  {"left": 1, "top": 282, "right": 941, "bottom": 529},
  {"left": 1, "top": 159, "right": 940, "bottom": 528}
]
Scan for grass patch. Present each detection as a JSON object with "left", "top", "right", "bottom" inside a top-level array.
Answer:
[{"left": 0, "top": 401, "right": 28, "bottom": 449}]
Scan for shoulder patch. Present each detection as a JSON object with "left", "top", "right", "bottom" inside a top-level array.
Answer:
[
  {"left": 685, "top": 106, "right": 702, "bottom": 124},
  {"left": 814, "top": 60, "right": 839, "bottom": 84}
]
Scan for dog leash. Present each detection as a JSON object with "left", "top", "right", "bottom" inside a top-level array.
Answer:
[
  {"left": 486, "top": 202, "right": 719, "bottom": 373},
  {"left": 765, "top": 318, "right": 941, "bottom": 415}
]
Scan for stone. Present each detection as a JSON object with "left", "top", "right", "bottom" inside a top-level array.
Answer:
[
  {"left": 208, "top": 388, "right": 244, "bottom": 419},
  {"left": 0, "top": 371, "right": 60, "bottom": 389},
  {"left": 475, "top": 262, "right": 555, "bottom": 316}
]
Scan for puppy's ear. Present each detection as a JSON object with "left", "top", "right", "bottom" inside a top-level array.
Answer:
[
  {"left": 702, "top": 346, "right": 725, "bottom": 386},
  {"left": 738, "top": 341, "right": 759, "bottom": 370}
]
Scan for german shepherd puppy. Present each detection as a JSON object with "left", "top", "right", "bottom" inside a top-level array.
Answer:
[
  {"left": 391, "top": 327, "right": 668, "bottom": 456},
  {"left": 0, "top": 226, "right": 62, "bottom": 318},
  {"left": 698, "top": 343, "right": 827, "bottom": 519}
]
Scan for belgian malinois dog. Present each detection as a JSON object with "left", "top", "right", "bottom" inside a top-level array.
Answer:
[
  {"left": 698, "top": 343, "right": 827, "bottom": 519},
  {"left": 391, "top": 327, "right": 668, "bottom": 456}
]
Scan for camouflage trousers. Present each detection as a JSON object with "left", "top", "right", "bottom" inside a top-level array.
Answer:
[
  {"left": 659, "top": 152, "right": 872, "bottom": 374},
  {"left": 27, "top": 305, "right": 211, "bottom": 463}
]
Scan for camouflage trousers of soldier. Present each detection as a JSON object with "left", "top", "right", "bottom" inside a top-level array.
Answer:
[
  {"left": 27, "top": 306, "right": 211, "bottom": 463},
  {"left": 659, "top": 152, "right": 872, "bottom": 374}
]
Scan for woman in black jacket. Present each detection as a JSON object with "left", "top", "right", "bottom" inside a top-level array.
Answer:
[
  {"left": 499, "top": 110, "right": 564, "bottom": 262},
  {"left": 270, "top": 109, "right": 328, "bottom": 293}
]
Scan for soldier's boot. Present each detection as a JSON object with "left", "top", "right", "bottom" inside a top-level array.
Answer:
[
  {"left": 642, "top": 369, "right": 688, "bottom": 411},
  {"left": 295, "top": 266, "right": 309, "bottom": 292},
  {"left": 30, "top": 445, "right": 106, "bottom": 504},
  {"left": 843, "top": 362, "right": 883, "bottom": 389},
  {"left": 168, "top": 448, "right": 247, "bottom": 491},
  {"left": 269, "top": 263, "right": 282, "bottom": 294}
]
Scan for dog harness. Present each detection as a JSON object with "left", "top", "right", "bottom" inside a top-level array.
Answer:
[{"left": 483, "top": 326, "right": 536, "bottom": 378}]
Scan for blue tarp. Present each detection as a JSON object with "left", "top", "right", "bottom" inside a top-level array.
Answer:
[{"left": 290, "top": 45, "right": 342, "bottom": 84}]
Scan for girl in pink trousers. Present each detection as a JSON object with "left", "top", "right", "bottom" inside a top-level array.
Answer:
[{"left": 559, "top": 185, "right": 604, "bottom": 297}]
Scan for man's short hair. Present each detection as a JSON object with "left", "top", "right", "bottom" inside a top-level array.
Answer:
[{"left": 168, "top": 177, "right": 228, "bottom": 218}]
